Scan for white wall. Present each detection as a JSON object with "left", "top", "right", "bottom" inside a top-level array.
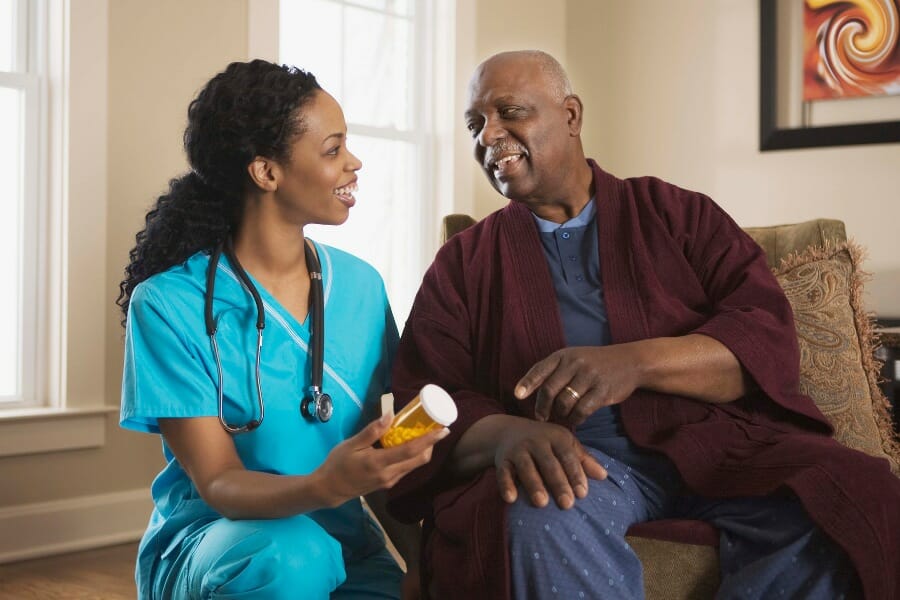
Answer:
[{"left": 567, "top": 0, "right": 900, "bottom": 316}]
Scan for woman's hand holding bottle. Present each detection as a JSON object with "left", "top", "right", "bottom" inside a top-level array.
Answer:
[{"left": 314, "top": 412, "right": 449, "bottom": 507}]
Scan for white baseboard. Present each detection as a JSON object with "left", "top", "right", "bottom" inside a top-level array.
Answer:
[{"left": 0, "top": 488, "right": 152, "bottom": 564}]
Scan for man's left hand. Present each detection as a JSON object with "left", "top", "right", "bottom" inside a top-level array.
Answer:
[{"left": 514, "top": 346, "right": 642, "bottom": 425}]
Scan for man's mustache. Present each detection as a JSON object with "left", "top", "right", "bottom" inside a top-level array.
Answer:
[{"left": 484, "top": 142, "right": 528, "bottom": 168}]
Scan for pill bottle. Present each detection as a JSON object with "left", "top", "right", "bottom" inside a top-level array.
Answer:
[{"left": 380, "top": 384, "right": 457, "bottom": 448}]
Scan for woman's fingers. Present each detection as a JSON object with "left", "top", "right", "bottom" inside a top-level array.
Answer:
[
  {"left": 350, "top": 411, "right": 394, "bottom": 448},
  {"left": 378, "top": 428, "right": 449, "bottom": 476},
  {"left": 330, "top": 423, "right": 449, "bottom": 496}
]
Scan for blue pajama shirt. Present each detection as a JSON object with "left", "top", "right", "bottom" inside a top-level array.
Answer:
[
  {"left": 120, "top": 243, "right": 402, "bottom": 600},
  {"left": 506, "top": 201, "right": 859, "bottom": 599}
]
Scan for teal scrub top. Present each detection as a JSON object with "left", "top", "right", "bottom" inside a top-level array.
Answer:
[{"left": 120, "top": 242, "right": 399, "bottom": 589}]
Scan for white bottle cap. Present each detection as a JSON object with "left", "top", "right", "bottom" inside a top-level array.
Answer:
[{"left": 419, "top": 384, "right": 458, "bottom": 426}]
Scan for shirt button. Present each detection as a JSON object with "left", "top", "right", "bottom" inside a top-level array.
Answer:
[
  {"left": 576, "top": 275, "right": 584, "bottom": 281},
  {"left": 561, "top": 232, "right": 571, "bottom": 239},
  {"left": 568, "top": 256, "right": 576, "bottom": 262}
]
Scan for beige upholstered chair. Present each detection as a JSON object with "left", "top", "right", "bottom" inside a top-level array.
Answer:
[{"left": 438, "top": 215, "right": 899, "bottom": 599}]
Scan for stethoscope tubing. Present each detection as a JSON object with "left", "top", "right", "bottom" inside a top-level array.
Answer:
[{"left": 204, "top": 235, "right": 326, "bottom": 434}]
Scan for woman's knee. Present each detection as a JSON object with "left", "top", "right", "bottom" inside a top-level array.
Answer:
[{"left": 193, "top": 515, "right": 346, "bottom": 598}]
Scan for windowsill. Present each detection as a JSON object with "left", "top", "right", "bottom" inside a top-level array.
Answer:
[{"left": 0, "top": 405, "right": 116, "bottom": 457}]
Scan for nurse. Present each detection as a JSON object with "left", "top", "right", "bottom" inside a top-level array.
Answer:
[{"left": 116, "top": 60, "right": 444, "bottom": 599}]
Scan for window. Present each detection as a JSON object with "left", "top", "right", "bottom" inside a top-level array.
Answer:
[
  {"left": 0, "top": 0, "right": 44, "bottom": 408},
  {"left": 0, "top": 0, "right": 113, "bottom": 456},
  {"left": 278, "top": 0, "right": 453, "bottom": 325}
]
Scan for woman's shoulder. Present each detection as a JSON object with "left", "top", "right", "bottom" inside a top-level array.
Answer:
[
  {"left": 313, "top": 242, "right": 385, "bottom": 290},
  {"left": 131, "top": 251, "right": 210, "bottom": 310}
]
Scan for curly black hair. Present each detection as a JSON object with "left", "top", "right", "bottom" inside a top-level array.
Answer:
[{"left": 116, "top": 59, "right": 321, "bottom": 323}]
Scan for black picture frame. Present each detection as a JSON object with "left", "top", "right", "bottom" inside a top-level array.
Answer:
[{"left": 759, "top": 0, "right": 900, "bottom": 151}]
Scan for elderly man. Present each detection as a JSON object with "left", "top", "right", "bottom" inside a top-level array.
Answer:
[{"left": 388, "top": 50, "right": 899, "bottom": 599}]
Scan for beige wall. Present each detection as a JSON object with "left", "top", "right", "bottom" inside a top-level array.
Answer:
[
  {"left": 105, "top": 0, "right": 250, "bottom": 417},
  {"left": 566, "top": 0, "right": 900, "bottom": 316},
  {"left": 103, "top": 0, "right": 251, "bottom": 492}
]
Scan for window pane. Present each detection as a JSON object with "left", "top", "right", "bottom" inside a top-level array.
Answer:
[
  {"left": 280, "top": 0, "right": 343, "bottom": 98},
  {"left": 341, "top": 7, "right": 412, "bottom": 129},
  {"left": 0, "top": 0, "right": 15, "bottom": 72},
  {"left": 0, "top": 86, "right": 23, "bottom": 398},
  {"left": 305, "top": 135, "right": 421, "bottom": 324},
  {"left": 348, "top": 0, "right": 413, "bottom": 17}
]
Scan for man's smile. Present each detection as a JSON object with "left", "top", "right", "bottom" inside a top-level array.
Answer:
[
  {"left": 486, "top": 145, "right": 529, "bottom": 180},
  {"left": 492, "top": 154, "right": 524, "bottom": 178}
]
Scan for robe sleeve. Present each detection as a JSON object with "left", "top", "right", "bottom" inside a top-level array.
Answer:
[
  {"left": 658, "top": 181, "right": 830, "bottom": 430},
  {"left": 388, "top": 236, "right": 507, "bottom": 523}
]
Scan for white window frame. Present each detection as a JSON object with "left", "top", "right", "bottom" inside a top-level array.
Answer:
[
  {"left": 0, "top": 0, "right": 114, "bottom": 456},
  {"left": 249, "top": 0, "right": 456, "bottom": 323},
  {"left": 1, "top": 0, "right": 49, "bottom": 410}
]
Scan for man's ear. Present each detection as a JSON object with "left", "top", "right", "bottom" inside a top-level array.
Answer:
[
  {"left": 247, "top": 156, "right": 279, "bottom": 192},
  {"left": 564, "top": 94, "right": 584, "bottom": 136}
]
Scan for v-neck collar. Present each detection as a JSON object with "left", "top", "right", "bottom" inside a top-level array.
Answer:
[{"left": 217, "top": 239, "right": 332, "bottom": 338}]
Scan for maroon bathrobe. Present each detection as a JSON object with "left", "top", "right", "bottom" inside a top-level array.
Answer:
[{"left": 389, "top": 161, "right": 900, "bottom": 599}]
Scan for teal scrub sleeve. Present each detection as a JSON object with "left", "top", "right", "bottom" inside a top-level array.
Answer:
[{"left": 120, "top": 283, "right": 217, "bottom": 434}]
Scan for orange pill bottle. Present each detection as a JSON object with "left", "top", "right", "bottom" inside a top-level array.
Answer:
[{"left": 380, "top": 384, "right": 457, "bottom": 448}]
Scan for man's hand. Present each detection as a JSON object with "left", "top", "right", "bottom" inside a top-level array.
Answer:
[
  {"left": 514, "top": 346, "right": 642, "bottom": 425},
  {"left": 494, "top": 419, "right": 606, "bottom": 509}
]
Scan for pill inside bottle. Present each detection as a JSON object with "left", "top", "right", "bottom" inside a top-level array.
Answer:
[{"left": 380, "top": 384, "right": 457, "bottom": 448}]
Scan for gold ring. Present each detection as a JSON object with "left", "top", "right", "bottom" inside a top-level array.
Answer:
[{"left": 563, "top": 385, "right": 581, "bottom": 400}]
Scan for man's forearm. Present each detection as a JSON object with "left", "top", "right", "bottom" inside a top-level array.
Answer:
[
  {"left": 447, "top": 414, "right": 526, "bottom": 478},
  {"left": 632, "top": 333, "right": 747, "bottom": 403},
  {"left": 449, "top": 334, "right": 744, "bottom": 480}
]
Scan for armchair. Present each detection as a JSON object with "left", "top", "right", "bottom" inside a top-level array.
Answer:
[{"left": 438, "top": 215, "right": 900, "bottom": 599}]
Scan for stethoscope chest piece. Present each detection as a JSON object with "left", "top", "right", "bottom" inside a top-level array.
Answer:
[{"left": 302, "top": 389, "right": 333, "bottom": 423}]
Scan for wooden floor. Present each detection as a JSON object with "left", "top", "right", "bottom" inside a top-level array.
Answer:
[{"left": 0, "top": 542, "right": 137, "bottom": 599}]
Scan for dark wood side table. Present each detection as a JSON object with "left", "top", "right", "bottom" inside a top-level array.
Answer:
[{"left": 876, "top": 326, "right": 900, "bottom": 432}]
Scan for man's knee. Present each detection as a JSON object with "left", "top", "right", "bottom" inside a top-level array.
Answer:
[{"left": 507, "top": 492, "right": 630, "bottom": 550}]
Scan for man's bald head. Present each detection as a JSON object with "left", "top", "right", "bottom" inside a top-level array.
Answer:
[
  {"left": 464, "top": 50, "right": 590, "bottom": 212},
  {"left": 473, "top": 50, "right": 573, "bottom": 102}
]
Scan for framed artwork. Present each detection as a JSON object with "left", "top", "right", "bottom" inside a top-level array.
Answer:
[{"left": 760, "top": 0, "right": 900, "bottom": 151}]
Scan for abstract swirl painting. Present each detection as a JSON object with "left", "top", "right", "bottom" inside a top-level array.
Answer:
[{"left": 803, "top": 0, "right": 900, "bottom": 100}]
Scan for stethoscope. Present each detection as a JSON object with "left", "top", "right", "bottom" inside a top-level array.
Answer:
[{"left": 204, "top": 236, "right": 333, "bottom": 434}]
